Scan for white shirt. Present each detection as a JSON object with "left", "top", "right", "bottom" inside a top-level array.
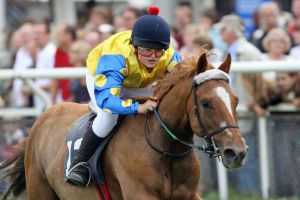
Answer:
[
  {"left": 289, "top": 46, "right": 300, "bottom": 60},
  {"left": 34, "top": 42, "right": 56, "bottom": 110},
  {"left": 11, "top": 47, "right": 34, "bottom": 107}
]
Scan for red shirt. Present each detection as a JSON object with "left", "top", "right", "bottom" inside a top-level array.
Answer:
[{"left": 54, "top": 48, "right": 73, "bottom": 101}]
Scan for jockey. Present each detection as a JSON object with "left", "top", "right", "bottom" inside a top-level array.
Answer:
[{"left": 66, "top": 6, "right": 182, "bottom": 187}]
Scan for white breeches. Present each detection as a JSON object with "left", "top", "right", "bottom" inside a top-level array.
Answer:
[{"left": 86, "top": 70, "right": 153, "bottom": 138}]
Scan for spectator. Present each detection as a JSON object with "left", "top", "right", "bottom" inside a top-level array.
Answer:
[
  {"left": 69, "top": 41, "right": 91, "bottom": 103},
  {"left": 198, "top": 8, "right": 226, "bottom": 52},
  {"left": 262, "top": 28, "right": 292, "bottom": 81},
  {"left": 251, "top": 2, "right": 281, "bottom": 52},
  {"left": 179, "top": 24, "right": 199, "bottom": 57},
  {"left": 262, "top": 28, "right": 292, "bottom": 61},
  {"left": 276, "top": 72, "right": 300, "bottom": 107},
  {"left": 85, "top": 5, "right": 111, "bottom": 32},
  {"left": 290, "top": 23, "right": 300, "bottom": 59},
  {"left": 51, "top": 24, "right": 77, "bottom": 104},
  {"left": 98, "top": 23, "right": 115, "bottom": 42},
  {"left": 122, "top": 7, "right": 143, "bottom": 30},
  {"left": 174, "top": 4, "right": 193, "bottom": 28},
  {"left": 84, "top": 30, "right": 101, "bottom": 48},
  {"left": 113, "top": 14, "right": 126, "bottom": 33},
  {"left": 216, "top": 14, "right": 264, "bottom": 113},
  {"left": 33, "top": 21, "right": 57, "bottom": 111},
  {"left": 190, "top": 34, "right": 213, "bottom": 56},
  {"left": 10, "top": 23, "right": 37, "bottom": 108},
  {"left": 173, "top": 4, "right": 193, "bottom": 49},
  {"left": 198, "top": 8, "right": 219, "bottom": 34},
  {"left": 8, "top": 28, "right": 22, "bottom": 65},
  {"left": 288, "top": 0, "right": 300, "bottom": 36},
  {"left": 190, "top": 34, "right": 222, "bottom": 62}
]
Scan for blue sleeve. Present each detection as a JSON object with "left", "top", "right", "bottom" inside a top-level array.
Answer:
[
  {"left": 94, "top": 54, "right": 139, "bottom": 115},
  {"left": 167, "top": 51, "right": 182, "bottom": 72}
]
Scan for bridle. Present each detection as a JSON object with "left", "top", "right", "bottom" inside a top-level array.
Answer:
[
  {"left": 191, "top": 81, "right": 239, "bottom": 157},
  {"left": 145, "top": 70, "right": 239, "bottom": 158}
]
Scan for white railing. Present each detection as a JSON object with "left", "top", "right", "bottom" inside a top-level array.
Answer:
[{"left": 0, "top": 60, "right": 300, "bottom": 200}]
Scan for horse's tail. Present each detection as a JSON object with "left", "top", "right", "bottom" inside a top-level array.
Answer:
[{"left": 0, "top": 139, "right": 27, "bottom": 200}]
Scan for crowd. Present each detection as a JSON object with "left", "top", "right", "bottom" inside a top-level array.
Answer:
[
  {"left": 0, "top": 0, "right": 300, "bottom": 194},
  {"left": 1, "top": 2, "right": 299, "bottom": 114}
]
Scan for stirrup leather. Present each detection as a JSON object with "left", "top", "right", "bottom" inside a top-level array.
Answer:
[{"left": 67, "top": 162, "right": 92, "bottom": 187}]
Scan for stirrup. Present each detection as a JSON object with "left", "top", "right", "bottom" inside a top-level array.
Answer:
[{"left": 66, "top": 162, "right": 92, "bottom": 187}]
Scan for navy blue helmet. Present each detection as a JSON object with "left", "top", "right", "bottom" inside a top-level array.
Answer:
[{"left": 131, "top": 7, "right": 170, "bottom": 49}]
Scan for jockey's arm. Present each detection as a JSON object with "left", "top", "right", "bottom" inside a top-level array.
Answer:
[{"left": 94, "top": 55, "right": 139, "bottom": 115}]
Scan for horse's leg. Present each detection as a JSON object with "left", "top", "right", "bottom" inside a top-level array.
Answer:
[{"left": 26, "top": 164, "right": 58, "bottom": 200}]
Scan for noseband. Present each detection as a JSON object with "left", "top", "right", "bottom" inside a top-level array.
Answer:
[{"left": 145, "top": 69, "right": 239, "bottom": 158}]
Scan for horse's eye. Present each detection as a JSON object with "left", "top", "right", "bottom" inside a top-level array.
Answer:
[{"left": 201, "top": 100, "right": 213, "bottom": 109}]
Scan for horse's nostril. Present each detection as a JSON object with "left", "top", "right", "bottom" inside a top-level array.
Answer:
[
  {"left": 224, "top": 149, "right": 237, "bottom": 160},
  {"left": 240, "top": 151, "right": 247, "bottom": 160}
]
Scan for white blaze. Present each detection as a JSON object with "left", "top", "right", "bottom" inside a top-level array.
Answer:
[
  {"left": 215, "top": 86, "right": 233, "bottom": 117},
  {"left": 220, "top": 121, "right": 233, "bottom": 137}
]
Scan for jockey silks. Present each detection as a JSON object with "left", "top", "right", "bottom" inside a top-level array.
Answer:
[{"left": 86, "top": 31, "right": 181, "bottom": 115}]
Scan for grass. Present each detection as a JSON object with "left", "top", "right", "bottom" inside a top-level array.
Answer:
[
  {"left": 202, "top": 189, "right": 300, "bottom": 200},
  {"left": 203, "top": 190, "right": 262, "bottom": 200}
]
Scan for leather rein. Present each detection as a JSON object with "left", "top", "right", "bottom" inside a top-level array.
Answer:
[{"left": 144, "top": 80, "right": 239, "bottom": 158}]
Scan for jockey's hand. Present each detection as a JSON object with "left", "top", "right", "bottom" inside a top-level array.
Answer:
[{"left": 138, "top": 99, "right": 158, "bottom": 114}]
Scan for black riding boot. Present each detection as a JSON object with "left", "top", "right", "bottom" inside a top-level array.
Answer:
[{"left": 66, "top": 124, "right": 102, "bottom": 187}]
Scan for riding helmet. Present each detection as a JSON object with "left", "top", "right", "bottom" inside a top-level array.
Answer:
[{"left": 131, "top": 6, "right": 170, "bottom": 49}]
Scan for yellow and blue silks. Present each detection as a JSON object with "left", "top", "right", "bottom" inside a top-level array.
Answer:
[{"left": 86, "top": 31, "right": 182, "bottom": 115}]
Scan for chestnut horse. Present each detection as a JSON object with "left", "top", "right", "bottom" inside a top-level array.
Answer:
[{"left": 0, "top": 53, "right": 248, "bottom": 200}]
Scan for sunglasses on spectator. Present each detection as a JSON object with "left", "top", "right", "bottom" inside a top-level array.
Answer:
[{"left": 136, "top": 47, "right": 165, "bottom": 58}]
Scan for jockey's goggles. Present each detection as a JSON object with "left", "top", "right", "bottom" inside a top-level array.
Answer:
[{"left": 136, "top": 47, "right": 165, "bottom": 58}]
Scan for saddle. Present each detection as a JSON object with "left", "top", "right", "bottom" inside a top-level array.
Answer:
[{"left": 64, "top": 110, "right": 123, "bottom": 198}]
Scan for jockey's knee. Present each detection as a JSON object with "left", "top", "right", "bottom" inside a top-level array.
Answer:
[{"left": 92, "top": 112, "right": 118, "bottom": 138}]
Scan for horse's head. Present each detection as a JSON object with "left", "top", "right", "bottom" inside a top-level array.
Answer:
[{"left": 188, "top": 53, "right": 248, "bottom": 168}]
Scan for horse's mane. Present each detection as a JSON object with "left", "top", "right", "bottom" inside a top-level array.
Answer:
[{"left": 153, "top": 57, "right": 199, "bottom": 100}]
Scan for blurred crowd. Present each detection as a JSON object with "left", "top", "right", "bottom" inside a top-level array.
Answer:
[
  {"left": 0, "top": 1, "right": 299, "bottom": 196},
  {"left": 0, "top": 0, "right": 300, "bottom": 175}
]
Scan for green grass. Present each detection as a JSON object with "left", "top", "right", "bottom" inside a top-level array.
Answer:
[
  {"left": 202, "top": 189, "right": 300, "bottom": 200},
  {"left": 203, "top": 190, "right": 263, "bottom": 200}
]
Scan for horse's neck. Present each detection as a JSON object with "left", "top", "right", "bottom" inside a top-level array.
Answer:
[{"left": 149, "top": 80, "right": 194, "bottom": 153}]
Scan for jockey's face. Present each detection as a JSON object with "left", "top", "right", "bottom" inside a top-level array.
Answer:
[{"left": 136, "top": 47, "right": 164, "bottom": 70}]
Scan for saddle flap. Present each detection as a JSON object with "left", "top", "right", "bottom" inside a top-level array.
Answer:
[
  {"left": 64, "top": 111, "right": 96, "bottom": 179},
  {"left": 64, "top": 111, "right": 124, "bottom": 184}
]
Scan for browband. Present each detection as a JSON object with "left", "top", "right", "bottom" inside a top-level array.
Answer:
[{"left": 194, "top": 69, "right": 229, "bottom": 85}]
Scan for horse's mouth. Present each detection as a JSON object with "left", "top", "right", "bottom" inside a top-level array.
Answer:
[
  {"left": 219, "top": 148, "right": 248, "bottom": 169},
  {"left": 222, "top": 158, "right": 246, "bottom": 169}
]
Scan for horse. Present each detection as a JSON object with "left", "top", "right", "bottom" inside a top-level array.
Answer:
[{"left": 0, "top": 53, "right": 248, "bottom": 200}]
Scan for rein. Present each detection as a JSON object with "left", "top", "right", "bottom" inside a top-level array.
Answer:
[{"left": 145, "top": 80, "right": 239, "bottom": 158}]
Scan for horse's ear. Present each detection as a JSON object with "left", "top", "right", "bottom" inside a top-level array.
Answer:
[
  {"left": 197, "top": 53, "right": 208, "bottom": 74},
  {"left": 218, "top": 54, "right": 231, "bottom": 73}
]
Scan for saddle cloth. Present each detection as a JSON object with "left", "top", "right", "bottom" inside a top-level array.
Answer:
[{"left": 64, "top": 111, "right": 123, "bottom": 199}]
